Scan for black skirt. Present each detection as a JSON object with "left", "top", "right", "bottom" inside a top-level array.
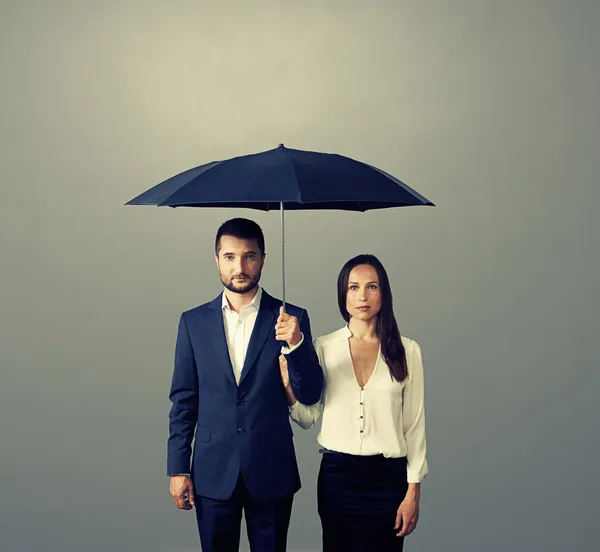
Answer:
[{"left": 317, "top": 450, "right": 408, "bottom": 551}]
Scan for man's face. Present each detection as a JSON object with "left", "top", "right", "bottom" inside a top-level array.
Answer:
[{"left": 215, "top": 235, "right": 265, "bottom": 294}]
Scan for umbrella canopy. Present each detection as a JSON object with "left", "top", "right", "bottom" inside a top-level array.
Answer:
[
  {"left": 126, "top": 144, "right": 434, "bottom": 307},
  {"left": 126, "top": 144, "right": 434, "bottom": 210}
]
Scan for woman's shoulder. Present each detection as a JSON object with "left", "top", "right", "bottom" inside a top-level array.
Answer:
[
  {"left": 401, "top": 335, "right": 422, "bottom": 354},
  {"left": 401, "top": 335, "right": 416, "bottom": 347},
  {"left": 313, "top": 326, "right": 351, "bottom": 349}
]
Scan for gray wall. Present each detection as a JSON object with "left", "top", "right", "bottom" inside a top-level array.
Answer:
[{"left": 1, "top": 1, "right": 598, "bottom": 551}]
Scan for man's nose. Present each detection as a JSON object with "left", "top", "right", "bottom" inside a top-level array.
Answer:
[{"left": 232, "top": 259, "right": 244, "bottom": 273}]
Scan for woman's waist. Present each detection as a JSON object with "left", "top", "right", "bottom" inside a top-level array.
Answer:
[
  {"left": 316, "top": 435, "right": 407, "bottom": 459},
  {"left": 316, "top": 425, "right": 407, "bottom": 454}
]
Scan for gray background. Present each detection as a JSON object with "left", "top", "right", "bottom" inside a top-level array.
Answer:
[{"left": 1, "top": 1, "right": 598, "bottom": 551}]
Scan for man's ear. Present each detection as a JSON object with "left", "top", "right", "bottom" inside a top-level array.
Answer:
[{"left": 215, "top": 256, "right": 219, "bottom": 268}]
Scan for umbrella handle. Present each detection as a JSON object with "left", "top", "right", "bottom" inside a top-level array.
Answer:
[{"left": 281, "top": 201, "right": 286, "bottom": 313}]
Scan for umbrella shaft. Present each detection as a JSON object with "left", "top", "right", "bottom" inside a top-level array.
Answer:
[{"left": 281, "top": 202, "right": 286, "bottom": 312}]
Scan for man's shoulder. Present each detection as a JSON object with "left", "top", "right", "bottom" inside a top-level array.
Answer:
[
  {"left": 261, "top": 290, "right": 306, "bottom": 316},
  {"left": 282, "top": 301, "right": 306, "bottom": 317},
  {"left": 180, "top": 295, "right": 221, "bottom": 318}
]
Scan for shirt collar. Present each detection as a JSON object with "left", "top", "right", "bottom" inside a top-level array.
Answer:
[{"left": 222, "top": 285, "right": 263, "bottom": 312}]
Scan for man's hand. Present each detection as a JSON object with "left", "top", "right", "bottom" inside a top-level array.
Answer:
[
  {"left": 170, "top": 475, "right": 195, "bottom": 511},
  {"left": 275, "top": 306, "right": 302, "bottom": 348}
]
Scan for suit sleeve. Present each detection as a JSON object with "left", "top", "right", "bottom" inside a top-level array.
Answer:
[
  {"left": 284, "top": 309, "right": 324, "bottom": 406},
  {"left": 167, "top": 313, "right": 199, "bottom": 475}
]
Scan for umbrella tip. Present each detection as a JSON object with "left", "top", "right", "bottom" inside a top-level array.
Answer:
[{"left": 278, "top": 143, "right": 285, "bottom": 149}]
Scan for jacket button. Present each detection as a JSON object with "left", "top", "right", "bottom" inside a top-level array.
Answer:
[
  {"left": 237, "top": 428, "right": 244, "bottom": 435},
  {"left": 237, "top": 399, "right": 244, "bottom": 406}
]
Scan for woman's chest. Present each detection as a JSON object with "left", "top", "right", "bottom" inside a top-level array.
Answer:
[{"left": 321, "top": 344, "right": 405, "bottom": 394}]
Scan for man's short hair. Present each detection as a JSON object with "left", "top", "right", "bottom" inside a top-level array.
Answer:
[{"left": 215, "top": 218, "right": 266, "bottom": 256}]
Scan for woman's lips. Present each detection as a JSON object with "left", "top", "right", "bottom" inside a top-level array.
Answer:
[{"left": 356, "top": 306, "right": 370, "bottom": 311}]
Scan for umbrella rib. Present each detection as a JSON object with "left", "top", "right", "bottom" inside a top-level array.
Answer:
[
  {"left": 367, "top": 164, "right": 433, "bottom": 205},
  {"left": 152, "top": 160, "right": 226, "bottom": 206},
  {"left": 280, "top": 147, "right": 302, "bottom": 204}
]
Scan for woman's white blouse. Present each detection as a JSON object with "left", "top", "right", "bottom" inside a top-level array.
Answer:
[{"left": 289, "top": 326, "right": 428, "bottom": 483}]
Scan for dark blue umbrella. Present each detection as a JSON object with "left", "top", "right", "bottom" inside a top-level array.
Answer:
[{"left": 126, "top": 144, "right": 434, "bottom": 308}]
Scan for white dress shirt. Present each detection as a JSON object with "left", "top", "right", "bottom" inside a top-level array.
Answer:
[
  {"left": 221, "top": 286, "right": 303, "bottom": 385},
  {"left": 289, "top": 325, "right": 428, "bottom": 483}
]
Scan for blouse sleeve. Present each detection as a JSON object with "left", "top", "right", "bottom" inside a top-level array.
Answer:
[
  {"left": 402, "top": 339, "right": 428, "bottom": 483},
  {"left": 288, "top": 336, "right": 325, "bottom": 430}
]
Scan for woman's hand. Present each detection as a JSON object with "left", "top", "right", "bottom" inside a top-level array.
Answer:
[
  {"left": 394, "top": 490, "right": 420, "bottom": 537},
  {"left": 279, "top": 354, "right": 290, "bottom": 387},
  {"left": 279, "top": 354, "right": 297, "bottom": 406}
]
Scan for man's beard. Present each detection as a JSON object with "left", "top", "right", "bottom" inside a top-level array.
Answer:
[{"left": 221, "top": 271, "right": 261, "bottom": 295}]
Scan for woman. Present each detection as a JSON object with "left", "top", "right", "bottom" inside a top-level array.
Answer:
[{"left": 279, "top": 254, "right": 428, "bottom": 551}]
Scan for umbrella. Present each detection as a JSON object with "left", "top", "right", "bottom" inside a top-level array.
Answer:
[{"left": 125, "top": 144, "right": 434, "bottom": 309}]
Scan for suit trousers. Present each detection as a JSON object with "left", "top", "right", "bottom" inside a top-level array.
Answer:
[
  {"left": 194, "top": 472, "right": 294, "bottom": 552},
  {"left": 317, "top": 451, "right": 408, "bottom": 552}
]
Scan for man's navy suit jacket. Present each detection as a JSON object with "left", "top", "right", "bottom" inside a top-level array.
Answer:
[{"left": 167, "top": 289, "right": 324, "bottom": 501}]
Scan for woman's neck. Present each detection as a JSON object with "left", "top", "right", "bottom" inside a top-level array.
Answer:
[{"left": 348, "top": 316, "right": 378, "bottom": 343}]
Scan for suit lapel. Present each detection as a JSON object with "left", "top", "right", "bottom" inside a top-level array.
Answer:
[
  {"left": 239, "top": 291, "right": 278, "bottom": 386},
  {"left": 207, "top": 294, "right": 237, "bottom": 387}
]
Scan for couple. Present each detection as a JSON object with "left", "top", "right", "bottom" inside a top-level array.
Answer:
[{"left": 167, "top": 218, "right": 428, "bottom": 552}]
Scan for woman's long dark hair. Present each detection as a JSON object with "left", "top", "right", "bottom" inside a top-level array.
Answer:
[{"left": 337, "top": 254, "right": 408, "bottom": 382}]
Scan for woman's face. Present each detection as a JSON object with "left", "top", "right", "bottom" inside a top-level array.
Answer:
[{"left": 346, "top": 264, "right": 382, "bottom": 321}]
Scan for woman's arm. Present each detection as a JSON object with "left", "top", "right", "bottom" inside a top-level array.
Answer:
[
  {"left": 280, "top": 309, "right": 324, "bottom": 405},
  {"left": 394, "top": 340, "right": 427, "bottom": 537},
  {"left": 402, "top": 340, "right": 428, "bottom": 484},
  {"left": 279, "top": 354, "right": 323, "bottom": 429}
]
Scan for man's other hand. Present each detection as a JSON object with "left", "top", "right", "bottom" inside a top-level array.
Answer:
[{"left": 170, "top": 475, "right": 195, "bottom": 510}]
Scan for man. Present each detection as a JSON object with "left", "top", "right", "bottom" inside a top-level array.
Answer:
[{"left": 167, "top": 217, "right": 324, "bottom": 552}]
